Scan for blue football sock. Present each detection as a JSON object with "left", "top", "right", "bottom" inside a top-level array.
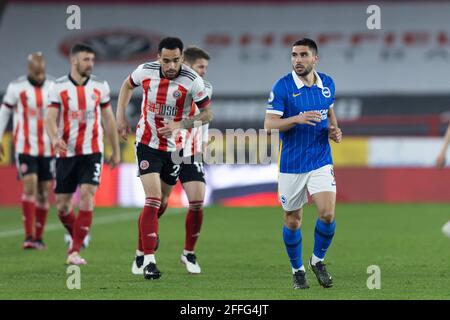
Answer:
[
  {"left": 313, "top": 218, "right": 336, "bottom": 259},
  {"left": 282, "top": 225, "right": 302, "bottom": 269}
]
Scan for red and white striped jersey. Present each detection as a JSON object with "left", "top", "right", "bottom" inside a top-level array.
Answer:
[
  {"left": 178, "top": 79, "right": 213, "bottom": 157},
  {"left": 129, "top": 61, "right": 211, "bottom": 152},
  {"left": 1, "top": 76, "right": 55, "bottom": 157},
  {"left": 48, "top": 74, "right": 111, "bottom": 158}
]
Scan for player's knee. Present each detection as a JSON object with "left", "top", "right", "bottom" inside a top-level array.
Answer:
[
  {"left": 79, "top": 193, "right": 94, "bottom": 211},
  {"left": 189, "top": 200, "right": 203, "bottom": 211},
  {"left": 36, "top": 190, "right": 48, "bottom": 207},
  {"left": 319, "top": 211, "right": 335, "bottom": 223},
  {"left": 285, "top": 214, "right": 302, "bottom": 229},
  {"left": 57, "top": 201, "right": 71, "bottom": 215}
]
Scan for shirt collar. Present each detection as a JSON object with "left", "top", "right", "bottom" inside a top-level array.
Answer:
[{"left": 291, "top": 70, "right": 323, "bottom": 89}]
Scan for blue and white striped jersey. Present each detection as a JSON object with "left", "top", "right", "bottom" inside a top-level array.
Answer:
[{"left": 267, "top": 70, "right": 335, "bottom": 173}]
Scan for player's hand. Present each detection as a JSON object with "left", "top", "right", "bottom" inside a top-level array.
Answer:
[
  {"left": 329, "top": 125, "right": 342, "bottom": 143},
  {"left": 0, "top": 143, "right": 4, "bottom": 161},
  {"left": 158, "top": 120, "right": 181, "bottom": 138},
  {"left": 107, "top": 152, "right": 121, "bottom": 169},
  {"left": 295, "top": 111, "right": 322, "bottom": 126},
  {"left": 51, "top": 138, "right": 67, "bottom": 153},
  {"left": 117, "top": 117, "right": 131, "bottom": 141},
  {"left": 436, "top": 153, "right": 446, "bottom": 169}
]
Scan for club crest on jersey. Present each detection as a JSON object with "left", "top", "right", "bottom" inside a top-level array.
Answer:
[
  {"left": 196, "top": 91, "right": 205, "bottom": 98},
  {"left": 172, "top": 90, "right": 182, "bottom": 99},
  {"left": 322, "top": 87, "right": 331, "bottom": 98},
  {"left": 140, "top": 160, "right": 149, "bottom": 170}
]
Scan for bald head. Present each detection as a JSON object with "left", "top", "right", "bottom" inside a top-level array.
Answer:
[{"left": 27, "top": 52, "right": 46, "bottom": 85}]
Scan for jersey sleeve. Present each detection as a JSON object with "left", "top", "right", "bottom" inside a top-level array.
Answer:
[
  {"left": 129, "top": 64, "right": 145, "bottom": 88},
  {"left": 329, "top": 77, "right": 336, "bottom": 108},
  {"left": 47, "top": 82, "right": 61, "bottom": 109},
  {"left": 191, "top": 76, "right": 210, "bottom": 110},
  {"left": 100, "top": 81, "right": 111, "bottom": 109},
  {"left": 266, "top": 80, "right": 286, "bottom": 116},
  {"left": 205, "top": 81, "right": 213, "bottom": 98},
  {"left": 2, "top": 83, "right": 18, "bottom": 109}
]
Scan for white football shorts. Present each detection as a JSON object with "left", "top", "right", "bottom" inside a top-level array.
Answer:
[{"left": 278, "top": 164, "right": 336, "bottom": 211}]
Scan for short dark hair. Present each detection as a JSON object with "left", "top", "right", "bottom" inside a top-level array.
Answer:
[
  {"left": 158, "top": 37, "right": 184, "bottom": 53},
  {"left": 292, "top": 38, "right": 318, "bottom": 55},
  {"left": 70, "top": 43, "right": 95, "bottom": 56},
  {"left": 183, "top": 46, "right": 210, "bottom": 64}
]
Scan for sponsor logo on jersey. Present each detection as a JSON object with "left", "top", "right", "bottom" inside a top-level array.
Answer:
[
  {"left": 299, "top": 109, "right": 328, "bottom": 120},
  {"left": 69, "top": 110, "right": 95, "bottom": 122},
  {"left": 280, "top": 195, "right": 287, "bottom": 205},
  {"left": 147, "top": 102, "right": 178, "bottom": 117},
  {"left": 268, "top": 91, "right": 274, "bottom": 103}
]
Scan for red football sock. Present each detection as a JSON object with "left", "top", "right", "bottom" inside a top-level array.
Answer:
[
  {"left": 184, "top": 201, "right": 204, "bottom": 252},
  {"left": 158, "top": 202, "right": 168, "bottom": 219},
  {"left": 69, "top": 209, "right": 93, "bottom": 254},
  {"left": 58, "top": 210, "right": 75, "bottom": 236},
  {"left": 34, "top": 205, "right": 49, "bottom": 240},
  {"left": 137, "top": 210, "right": 144, "bottom": 252},
  {"left": 21, "top": 195, "right": 36, "bottom": 239},
  {"left": 141, "top": 197, "right": 160, "bottom": 255}
]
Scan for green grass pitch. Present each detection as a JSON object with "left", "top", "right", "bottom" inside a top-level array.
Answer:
[{"left": 0, "top": 204, "right": 449, "bottom": 299}]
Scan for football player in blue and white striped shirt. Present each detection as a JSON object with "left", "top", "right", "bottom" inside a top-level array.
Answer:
[{"left": 265, "top": 38, "right": 342, "bottom": 289}]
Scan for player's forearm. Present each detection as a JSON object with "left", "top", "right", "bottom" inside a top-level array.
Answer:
[
  {"left": 328, "top": 107, "right": 339, "bottom": 128},
  {"left": 264, "top": 116, "right": 296, "bottom": 132},
  {"left": 116, "top": 80, "right": 134, "bottom": 121},
  {"left": 101, "top": 107, "right": 121, "bottom": 155},
  {"left": 45, "top": 110, "right": 59, "bottom": 142},
  {"left": 104, "top": 116, "right": 121, "bottom": 155},
  {"left": 181, "top": 107, "right": 213, "bottom": 129},
  {"left": 0, "top": 106, "right": 13, "bottom": 139}
]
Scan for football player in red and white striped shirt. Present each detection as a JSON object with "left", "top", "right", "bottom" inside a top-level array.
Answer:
[
  {"left": 45, "top": 44, "right": 121, "bottom": 265},
  {"left": 116, "top": 37, "right": 213, "bottom": 280},
  {"left": 0, "top": 52, "right": 55, "bottom": 250}
]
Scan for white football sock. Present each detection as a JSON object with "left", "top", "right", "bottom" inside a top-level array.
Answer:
[
  {"left": 136, "top": 250, "right": 144, "bottom": 257},
  {"left": 292, "top": 265, "right": 306, "bottom": 274},
  {"left": 143, "top": 254, "right": 156, "bottom": 266},
  {"left": 311, "top": 254, "right": 324, "bottom": 266},
  {"left": 183, "top": 249, "right": 194, "bottom": 256}
]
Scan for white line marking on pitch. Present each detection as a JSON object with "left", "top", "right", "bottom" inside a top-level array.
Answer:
[{"left": 0, "top": 208, "right": 185, "bottom": 239}]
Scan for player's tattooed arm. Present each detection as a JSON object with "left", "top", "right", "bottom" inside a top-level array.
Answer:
[
  {"left": 158, "top": 105, "right": 213, "bottom": 138},
  {"left": 116, "top": 77, "right": 134, "bottom": 141},
  {"left": 328, "top": 107, "right": 342, "bottom": 143},
  {"left": 181, "top": 105, "right": 213, "bottom": 129}
]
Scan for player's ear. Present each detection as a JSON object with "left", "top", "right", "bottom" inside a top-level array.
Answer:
[{"left": 70, "top": 53, "right": 77, "bottom": 65}]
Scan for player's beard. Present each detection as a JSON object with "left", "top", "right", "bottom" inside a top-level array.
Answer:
[
  {"left": 294, "top": 64, "right": 313, "bottom": 77},
  {"left": 77, "top": 65, "right": 92, "bottom": 78},
  {"left": 163, "top": 68, "right": 178, "bottom": 80}
]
